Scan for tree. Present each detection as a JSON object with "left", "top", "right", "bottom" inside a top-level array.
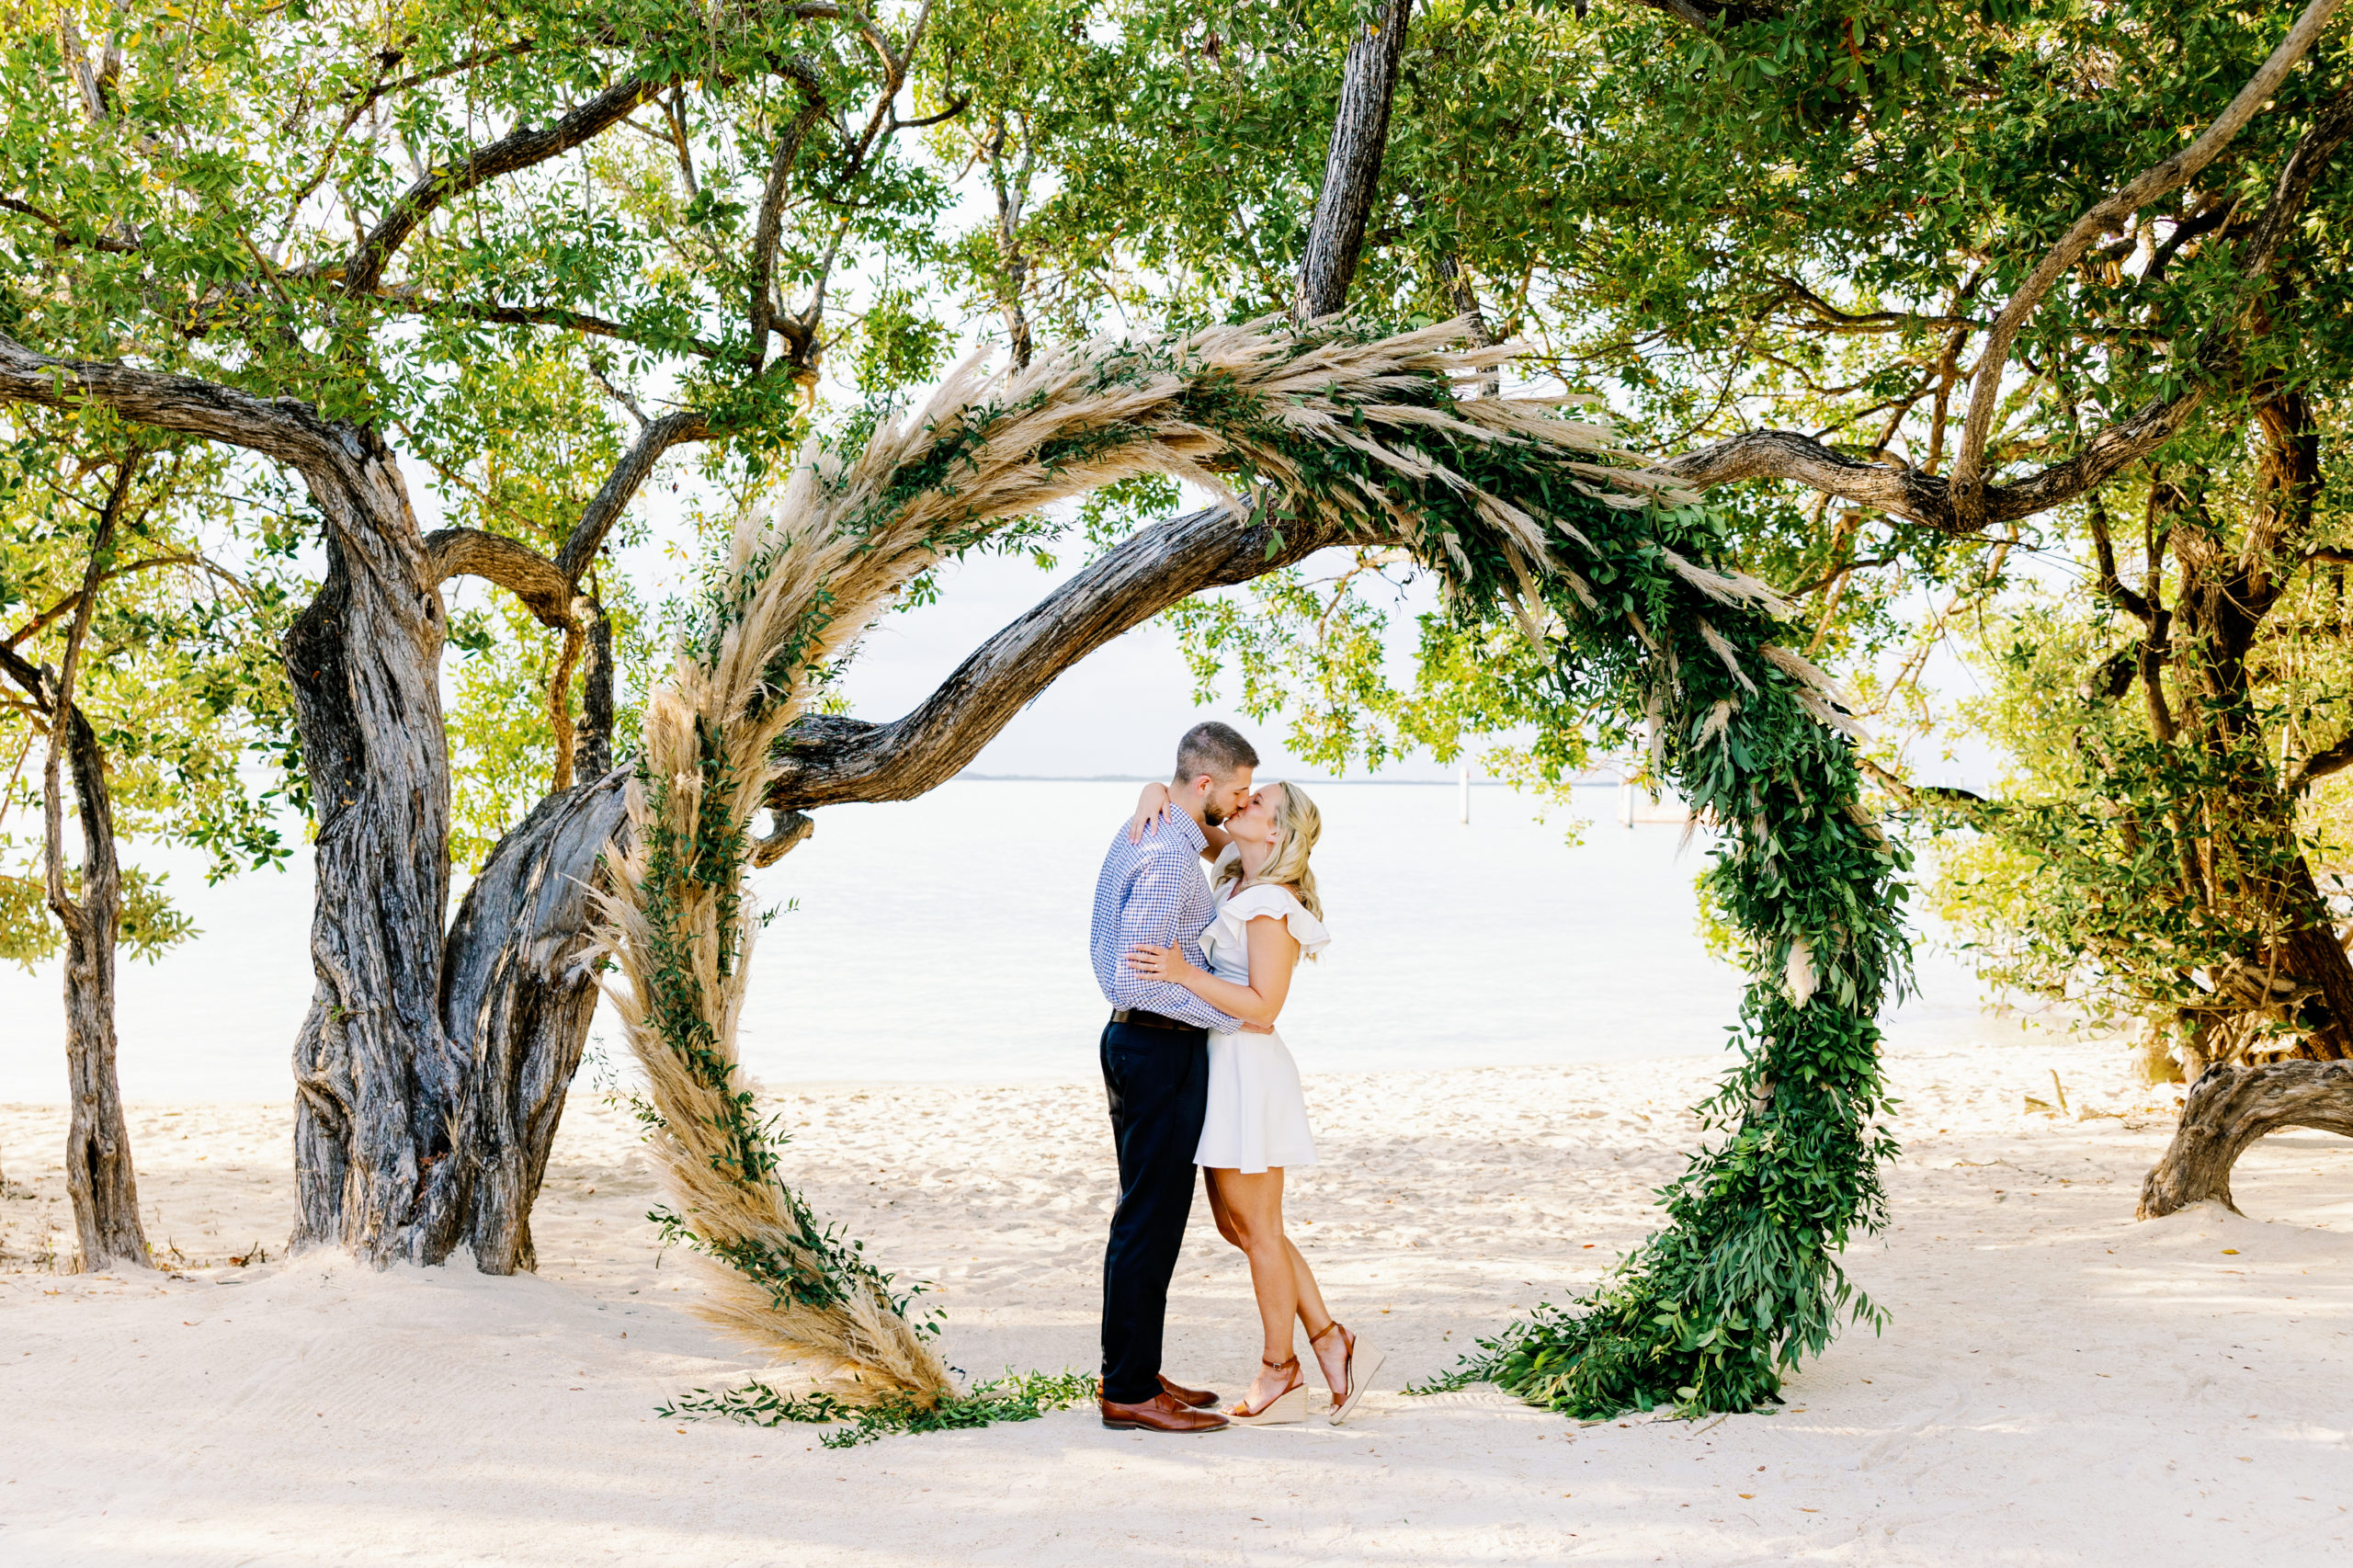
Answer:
[
  {"left": 4, "top": 456, "right": 151, "bottom": 1270},
  {"left": 0, "top": 423, "right": 294, "bottom": 1269},
  {"left": 1924, "top": 543, "right": 2353, "bottom": 1077},
  {"left": 0, "top": 0, "right": 990, "bottom": 1267},
  {"left": 2139, "top": 1057, "right": 2353, "bottom": 1216},
  {"left": 1379, "top": 0, "right": 2353, "bottom": 1212},
  {"left": 8, "top": 0, "right": 2343, "bottom": 1327},
  {"left": 944, "top": 1, "right": 2353, "bottom": 1239},
  {"left": 913, "top": 3, "right": 2353, "bottom": 835}
]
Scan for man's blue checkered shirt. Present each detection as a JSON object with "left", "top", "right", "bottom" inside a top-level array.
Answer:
[{"left": 1089, "top": 810, "right": 1241, "bottom": 1032}]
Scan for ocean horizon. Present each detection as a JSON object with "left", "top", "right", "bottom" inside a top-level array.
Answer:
[{"left": 0, "top": 778, "right": 1997, "bottom": 1103}]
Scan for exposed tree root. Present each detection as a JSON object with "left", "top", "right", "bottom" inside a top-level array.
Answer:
[{"left": 2138, "top": 1060, "right": 2353, "bottom": 1218}]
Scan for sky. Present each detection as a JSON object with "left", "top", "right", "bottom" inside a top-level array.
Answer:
[
  {"left": 608, "top": 495, "right": 2007, "bottom": 794},
  {"left": 818, "top": 533, "right": 1466, "bottom": 783},
  {"left": 434, "top": 455, "right": 1478, "bottom": 785}
]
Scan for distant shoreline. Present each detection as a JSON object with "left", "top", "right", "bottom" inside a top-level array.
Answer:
[{"left": 949, "top": 772, "right": 1634, "bottom": 787}]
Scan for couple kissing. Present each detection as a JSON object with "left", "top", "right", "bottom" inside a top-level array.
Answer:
[{"left": 1086, "top": 721, "right": 1383, "bottom": 1434}]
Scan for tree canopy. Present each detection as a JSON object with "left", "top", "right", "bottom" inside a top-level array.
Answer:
[
  {"left": 0, "top": 424, "right": 295, "bottom": 970},
  {"left": 8, "top": 0, "right": 2353, "bottom": 1409}
]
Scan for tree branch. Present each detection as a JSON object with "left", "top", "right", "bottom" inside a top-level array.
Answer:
[
  {"left": 1659, "top": 76, "right": 2353, "bottom": 532},
  {"left": 1631, "top": 1, "right": 1786, "bottom": 22},
  {"left": 343, "top": 75, "right": 664, "bottom": 296},
  {"left": 424, "top": 528, "right": 575, "bottom": 630},
  {"left": 1436, "top": 252, "right": 1498, "bottom": 396},
  {"left": 1859, "top": 756, "right": 1990, "bottom": 819},
  {"left": 422, "top": 410, "right": 704, "bottom": 801},
  {"left": 748, "top": 62, "right": 833, "bottom": 372},
  {"left": 1947, "top": 0, "right": 2344, "bottom": 517},
  {"left": 1, "top": 194, "right": 139, "bottom": 253},
  {"left": 890, "top": 95, "right": 969, "bottom": 132},
  {"left": 1654, "top": 431, "right": 1961, "bottom": 524},
  {"left": 2290, "top": 732, "right": 2353, "bottom": 792},
  {"left": 764, "top": 502, "right": 1350, "bottom": 809},
  {"left": 369, "top": 292, "right": 728, "bottom": 359},
  {"left": 2087, "top": 488, "right": 2154, "bottom": 620},
  {"left": 2145, "top": 193, "right": 2240, "bottom": 282},
  {"left": 554, "top": 410, "right": 710, "bottom": 580},
  {"left": 1767, "top": 275, "right": 1978, "bottom": 335},
  {"left": 38, "top": 460, "right": 132, "bottom": 931},
  {"left": 3, "top": 552, "right": 245, "bottom": 651},
  {"left": 0, "top": 333, "right": 341, "bottom": 468},
  {"left": 1294, "top": 0, "right": 1413, "bottom": 322}
]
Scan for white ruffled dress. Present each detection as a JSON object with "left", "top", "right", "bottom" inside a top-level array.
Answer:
[{"left": 1191, "top": 882, "right": 1332, "bottom": 1174}]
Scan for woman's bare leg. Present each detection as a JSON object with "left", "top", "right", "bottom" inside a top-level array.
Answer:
[
  {"left": 1284, "top": 1237, "right": 1349, "bottom": 1396},
  {"left": 1206, "top": 1166, "right": 1302, "bottom": 1410},
  {"left": 1204, "top": 1173, "right": 1245, "bottom": 1251}
]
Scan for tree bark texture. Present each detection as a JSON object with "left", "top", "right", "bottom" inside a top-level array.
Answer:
[
  {"left": 576, "top": 597, "right": 617, "bottom": 782},
  {"left": 281, "top": 430, "right": 627, "bottom": 1267},
  {"left": 986, "top": 120, "right": 1035, "bottom": 370},
  {"left": 767, "top": 503, "right": 1350, "bottom": 811},
  {"left": 1437, "top": 253, "right": 1499, "bottom": 396},
  {"left": 53, "top": 699, "right": 147, "bottom": 1271},
  {"left": 282, "top": 432, "right": 462, "bottom": 1262},
  {"left": 2137, "top": 1059, "right": 2353, "bottom": 1218},
  {"left": 438, "top": 769, "right": 631, "bottom": 1272},
  {"left": 1294, "top": 0, "right": 1412, "bottom": 322}
]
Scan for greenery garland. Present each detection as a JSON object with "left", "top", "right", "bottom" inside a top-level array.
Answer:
[
  {"left": 1214, "top": 347, "right": 1912, "bottom": 1416},
  {"left": 660, "top": 1369, "right": 1101, "bottom": 1449},
  {"left": 1414, "top": 492, "right": 1910, "bottom": 1415},
  {"left": 627, "top": 744, "right": 936, "bottom": 1334},
  {"left": 605, "top": 318, "right": 1904, "bottom": 1423}
]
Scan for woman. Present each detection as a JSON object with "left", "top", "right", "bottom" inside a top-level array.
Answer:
[{"left": 1125, "top": 780, "right": 1382, "bottom": 1426}]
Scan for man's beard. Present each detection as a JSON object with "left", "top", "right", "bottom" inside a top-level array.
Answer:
[{"left": 1203, "top": 801, "right": 1229, "bottom": 826}]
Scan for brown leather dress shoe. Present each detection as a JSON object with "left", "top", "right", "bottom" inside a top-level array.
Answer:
[
  {"left": 1157, "top": 1373, "right": 1220, "bottom": 1409},
  {"left": 1099, "top": 1391, "right": 1230, "bottom": 1433}
]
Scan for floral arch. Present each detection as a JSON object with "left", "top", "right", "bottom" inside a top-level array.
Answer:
[{"left": 596, "top": 318, "right": 1907, "bottom": 1421}]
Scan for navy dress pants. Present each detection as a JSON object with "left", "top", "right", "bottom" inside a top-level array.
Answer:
[{"left": 1097, "top": 1019, "right": 1211, "bottom": 1405}]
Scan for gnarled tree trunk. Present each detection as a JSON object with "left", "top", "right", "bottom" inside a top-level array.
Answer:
[
  {"left": 4, "top": 462, "right": 152, "bottom": 1272},
  {"left": 2137, "top": 1059, "right": 2353, "bottom": 1217},
  {"left": 282, "top": 433, "right": 462, "bottom": 1263},
  {"left": 53, "top": 698, "right": 147, "bottom": 1271},
  {"left": 281, "top": 429, "right": 624, "bottom": 1268},
  {"left": 440, "top": 769, "right": 630, "bottom": 1272}
]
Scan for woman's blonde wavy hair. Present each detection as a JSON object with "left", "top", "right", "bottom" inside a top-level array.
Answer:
[{"left": 1218, "top": 781, "right": 1324, "bottom": 932}]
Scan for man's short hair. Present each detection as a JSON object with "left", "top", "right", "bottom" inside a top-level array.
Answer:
[{"left": 1175, "top": 721, "right": 1258, "bottom": 785}]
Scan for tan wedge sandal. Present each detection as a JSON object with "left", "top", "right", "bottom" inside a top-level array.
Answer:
[
  {"left": 1226, "top": 1355, "right": 1308, "bottom": 1425},
  {"left": 1313, "top": 1321, "right": 1386, "bottom": 1426}
]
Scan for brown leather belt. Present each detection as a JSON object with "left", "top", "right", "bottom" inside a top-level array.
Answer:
[{"left": 1109, "top": 1008, "right": 1199, "bottom": 1032}]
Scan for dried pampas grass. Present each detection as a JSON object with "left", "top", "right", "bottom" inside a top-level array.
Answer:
[{"left": 588, "top": 314, "right": 1855, "bottom": 1398}]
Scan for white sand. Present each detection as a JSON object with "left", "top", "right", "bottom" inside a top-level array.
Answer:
[{"left": 3, "top": 1033, "right": 2348, "bottom": 1566}]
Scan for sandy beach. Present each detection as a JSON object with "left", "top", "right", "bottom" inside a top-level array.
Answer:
[{"left": 2, "top": 1030, "right": 2347, "bottom": 1566}]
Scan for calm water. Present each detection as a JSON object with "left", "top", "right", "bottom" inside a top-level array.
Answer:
[{"left": 0, "top": 780, "right": 1989, "bottom": 1102}]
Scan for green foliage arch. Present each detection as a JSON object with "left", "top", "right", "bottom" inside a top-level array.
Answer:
[
  {"left": 605, "top": 319, "right": 1907, "bottom": 1420},
  {"left": 1417, "top": 491, "right": 1909, "bottom": 1417}
]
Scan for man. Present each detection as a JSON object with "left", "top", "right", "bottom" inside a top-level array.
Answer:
[{"left": 1088, "top": 721, "right": 1259, "bottom": 1434}]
